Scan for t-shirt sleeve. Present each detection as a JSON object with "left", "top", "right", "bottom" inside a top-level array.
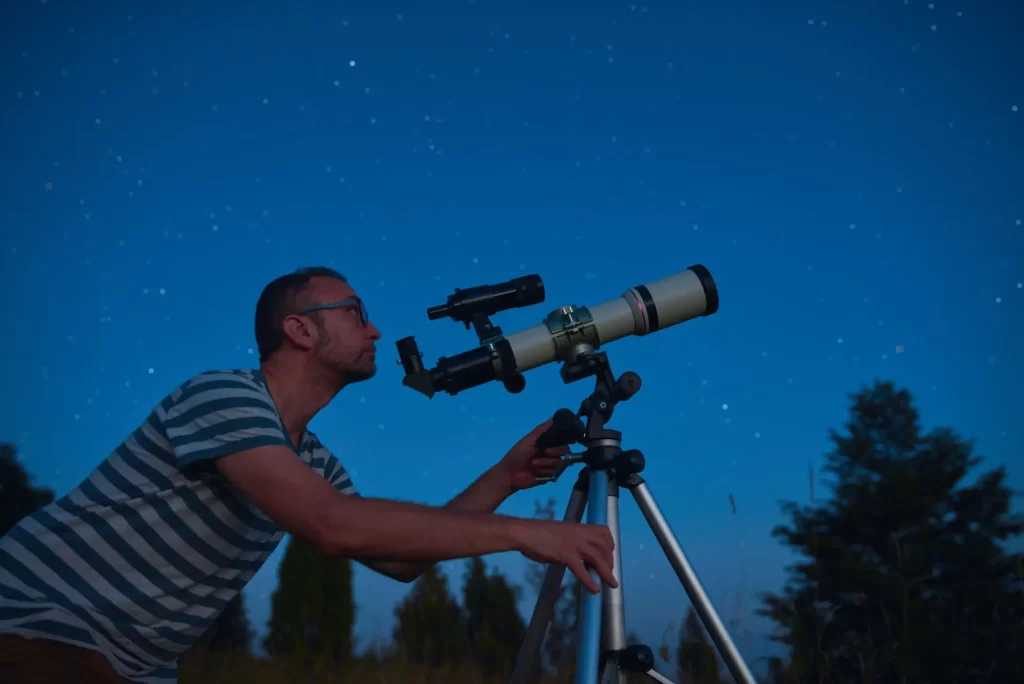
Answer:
[
  {"left": 322, "top": 450, "right": 360, "bottom": 497},
  {"left": 160, "top": 371, "right": 293, "bottom": 467}
]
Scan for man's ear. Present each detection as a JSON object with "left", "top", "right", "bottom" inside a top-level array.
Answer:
[{"left": 281, "top": 314, "right": 318, "bottom": 353}]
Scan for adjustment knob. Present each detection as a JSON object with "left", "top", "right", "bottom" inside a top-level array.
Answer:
[
  {"left": 614, "top": 372, "right": 642, "bottom": 401},
  {"left": 503, "top": 373, "right": 526, "bottom": 393}
]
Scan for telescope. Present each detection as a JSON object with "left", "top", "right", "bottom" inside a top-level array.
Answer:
[{"left": 394, "top": 264, "right": 719, "bottom": 397}]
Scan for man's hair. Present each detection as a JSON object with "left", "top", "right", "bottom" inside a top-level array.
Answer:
[{"left": 255, "top": 266, "right": 348, "bottom": 361}]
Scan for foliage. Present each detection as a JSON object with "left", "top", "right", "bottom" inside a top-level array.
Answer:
[
  {"left": 0, "top": 443, "right": 54, "bottom": 537},
  {"left": 195, "top": 593, "right": 254, "bottom": 655},
  {"left": 263, "top": 534, "right": 356, "bottom": 665},
  {"left": 462, "top": 556, "right": 528, "bottom": 675},
  {"left": 676, "top": 606, "right": 722, "bottom": 683},
  {"left": 392, "top": 564, "right": 469, "bottom": 667},
  {"left": 758, "top": 380, "right": 1024, "bottom": 683}
]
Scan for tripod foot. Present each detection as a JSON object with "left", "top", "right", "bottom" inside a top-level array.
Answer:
[{"left": 601, "top": 645, "right": 675, "bottom": 684}]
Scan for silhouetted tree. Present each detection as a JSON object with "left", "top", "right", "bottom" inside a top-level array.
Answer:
[
  {"left": 194, "top": 593, "right": 253, "bottom": 654},
  {"left": 264, "top": 535, "right": 355, "bottom": 664},
  {"left": 676, "top": 606, "right": 722, "bottom": 684},
  {"left": 759, "top": 380, "right": 1024, "bottom": 683},
  {"left": 462, "top": 556, "right": 528, "bottom": 675},
  {"left": 183, "top": 592, "right": 254, "bottom": 676},
  {"left": 0, "top": 444, "right": 54, "bottom": 536},
  {"left": 392, "top": 564, "right": 468, "bottom": 667}
]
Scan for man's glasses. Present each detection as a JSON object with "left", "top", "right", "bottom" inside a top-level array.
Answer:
[{"left": 300, "top": 298, "right": 369, "bottom": 326}]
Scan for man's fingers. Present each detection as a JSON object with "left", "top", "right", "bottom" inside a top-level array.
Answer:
[
  {"left": 534, "top": 443, "right": 568, "bottom": 458},
  {"left": 568, "top": 559, "right": 601, "bottom": 594},
  {"left": 531, "top": 458, "right": 562, "bottom": 469},
  {"left": 569, "top": 552, "right": 615, "bottom": 593},
  {"left": 584, "top": 530, "right": 617, "bottom": 586},
  {"left": 582, "top": 546, "right": 617, "bottom": 589}
]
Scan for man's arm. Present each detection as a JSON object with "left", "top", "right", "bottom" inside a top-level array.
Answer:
[
  {"left": 215, "top": 444, "right": 529, "bottom": 563},
  {"left": 161, "top": 371, "right": 529, "bottom": 574},
  {"left": 355, "top": 464, "right": 514, "bottom": 582}
]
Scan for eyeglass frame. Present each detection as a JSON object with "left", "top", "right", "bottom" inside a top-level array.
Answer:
[{"left": 299, "top": 297, "right": 369, "bottom": 326}]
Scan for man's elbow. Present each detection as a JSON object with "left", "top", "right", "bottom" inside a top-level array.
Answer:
[
  {"left": 309, "top": 505, "right": 354, "bottom": 557},
  {"left": 390, "top": 569, "right": 419, "bottom": 584},
  {"left": 395, "top": 565, "right": 425, "bottom": 584},
  {"left": 361, "top": 559, "right": 423, "bottom": 584}
]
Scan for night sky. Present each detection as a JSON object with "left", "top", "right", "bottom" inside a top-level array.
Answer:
[{"left": 2, "top": 0, "right": 1021, "bottom": 675}]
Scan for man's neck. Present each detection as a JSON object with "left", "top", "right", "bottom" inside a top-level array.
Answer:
[{"left": 259, "top": 359, "right": 342, "bottom": 443}]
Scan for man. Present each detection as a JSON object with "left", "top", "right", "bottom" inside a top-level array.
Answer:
[{"left": 0, "top": 266, "right": 617, "bottom": 684}]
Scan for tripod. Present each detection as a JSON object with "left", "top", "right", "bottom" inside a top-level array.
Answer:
[{"left": 510, "top": 350, "right": 758, "bottom": 684}]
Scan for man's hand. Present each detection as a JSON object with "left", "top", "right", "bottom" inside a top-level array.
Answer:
[
  {"left": 514, "top": 518, "right": 617, "bottom": 595},
  {"left": 496, "top": 417, "right": 571, "bottom": 492}
]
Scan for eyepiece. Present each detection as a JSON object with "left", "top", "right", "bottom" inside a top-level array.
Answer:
[{"left": 395, "top": 336, "right": 425, "bottom": 375}]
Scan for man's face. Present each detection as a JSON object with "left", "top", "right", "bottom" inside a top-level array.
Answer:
[{"left": 300, "top": 277, "right": 382, "bottom": 383}]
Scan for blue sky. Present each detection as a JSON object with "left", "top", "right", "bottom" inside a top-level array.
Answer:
[{"left": 2, "top": 0, "right": 1021, "bottom": 676}]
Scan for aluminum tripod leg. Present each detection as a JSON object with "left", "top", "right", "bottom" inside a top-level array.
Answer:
[
  {"left": 627, "top": 475, "right": 758, "bottom": 684},
  {"left": 597, "top": 479, "right": 677, "bottom": 684},
  {"left": 574, "top": 468, "right": 609, "bottom": 684},
  {"left": 510, "top": 470, "right": 590, "bottom": 684},
  {"left": 598, "top": 479, "right": 627, "bottom": 684}
]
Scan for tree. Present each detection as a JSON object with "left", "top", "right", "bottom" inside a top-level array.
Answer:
[
  {"left": 263, "top": 535, "right": 356, "bottom": 664},
  {"left": 194, "top": 593, "right": 253, "bottom": 654},
  {"left": 462, "top": 556, "right": 529, "bottom": 675},
  {"left": 0, "top": 443, "right": 54, "bottom": 536},
  {"left": 392, "top": 564, "right": 468, "bottom": 667},
  {"left": 758, "top": 380, "right": 1024, "bottom": 683},
  {"left": 183, "top": 592, "right": 254, "bottom": 676},
  {"left": 676, "top": 606, "right": 721, "bottom": 684}
]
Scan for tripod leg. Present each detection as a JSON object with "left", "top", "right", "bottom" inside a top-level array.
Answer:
[
  {"left": 574, "top": 468, "right": 610, "bottom": 684},
  {"left": 599, "top": 479, "right": 628, "bottom": 684},
  {"left": 511, "top": 469, "right": 591, "bottom": 684},
  {"left": 640, "top": 669, "right": 676, "bottom": 684},
  {"left": 626, "top": 476, "right": 758, "bottom": 684}
]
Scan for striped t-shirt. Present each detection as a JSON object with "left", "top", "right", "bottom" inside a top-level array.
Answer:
[{"left": 0, "top": 369, "right": 358, "bottom": 683}]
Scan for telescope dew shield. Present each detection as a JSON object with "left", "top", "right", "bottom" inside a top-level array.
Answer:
[{"left": 503, "top": 264, "right": 718, "bottom": 374}]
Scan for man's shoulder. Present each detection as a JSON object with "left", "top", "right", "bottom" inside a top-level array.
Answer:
[
  {"left": 165, "top": 368, "right": 266, "bottom": 399},
  {"left": 177, "top": 368, "right": 264, "bottom": 390},
  {"left": 157, "top": 368, "right": 272, "bottom": 419}
]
